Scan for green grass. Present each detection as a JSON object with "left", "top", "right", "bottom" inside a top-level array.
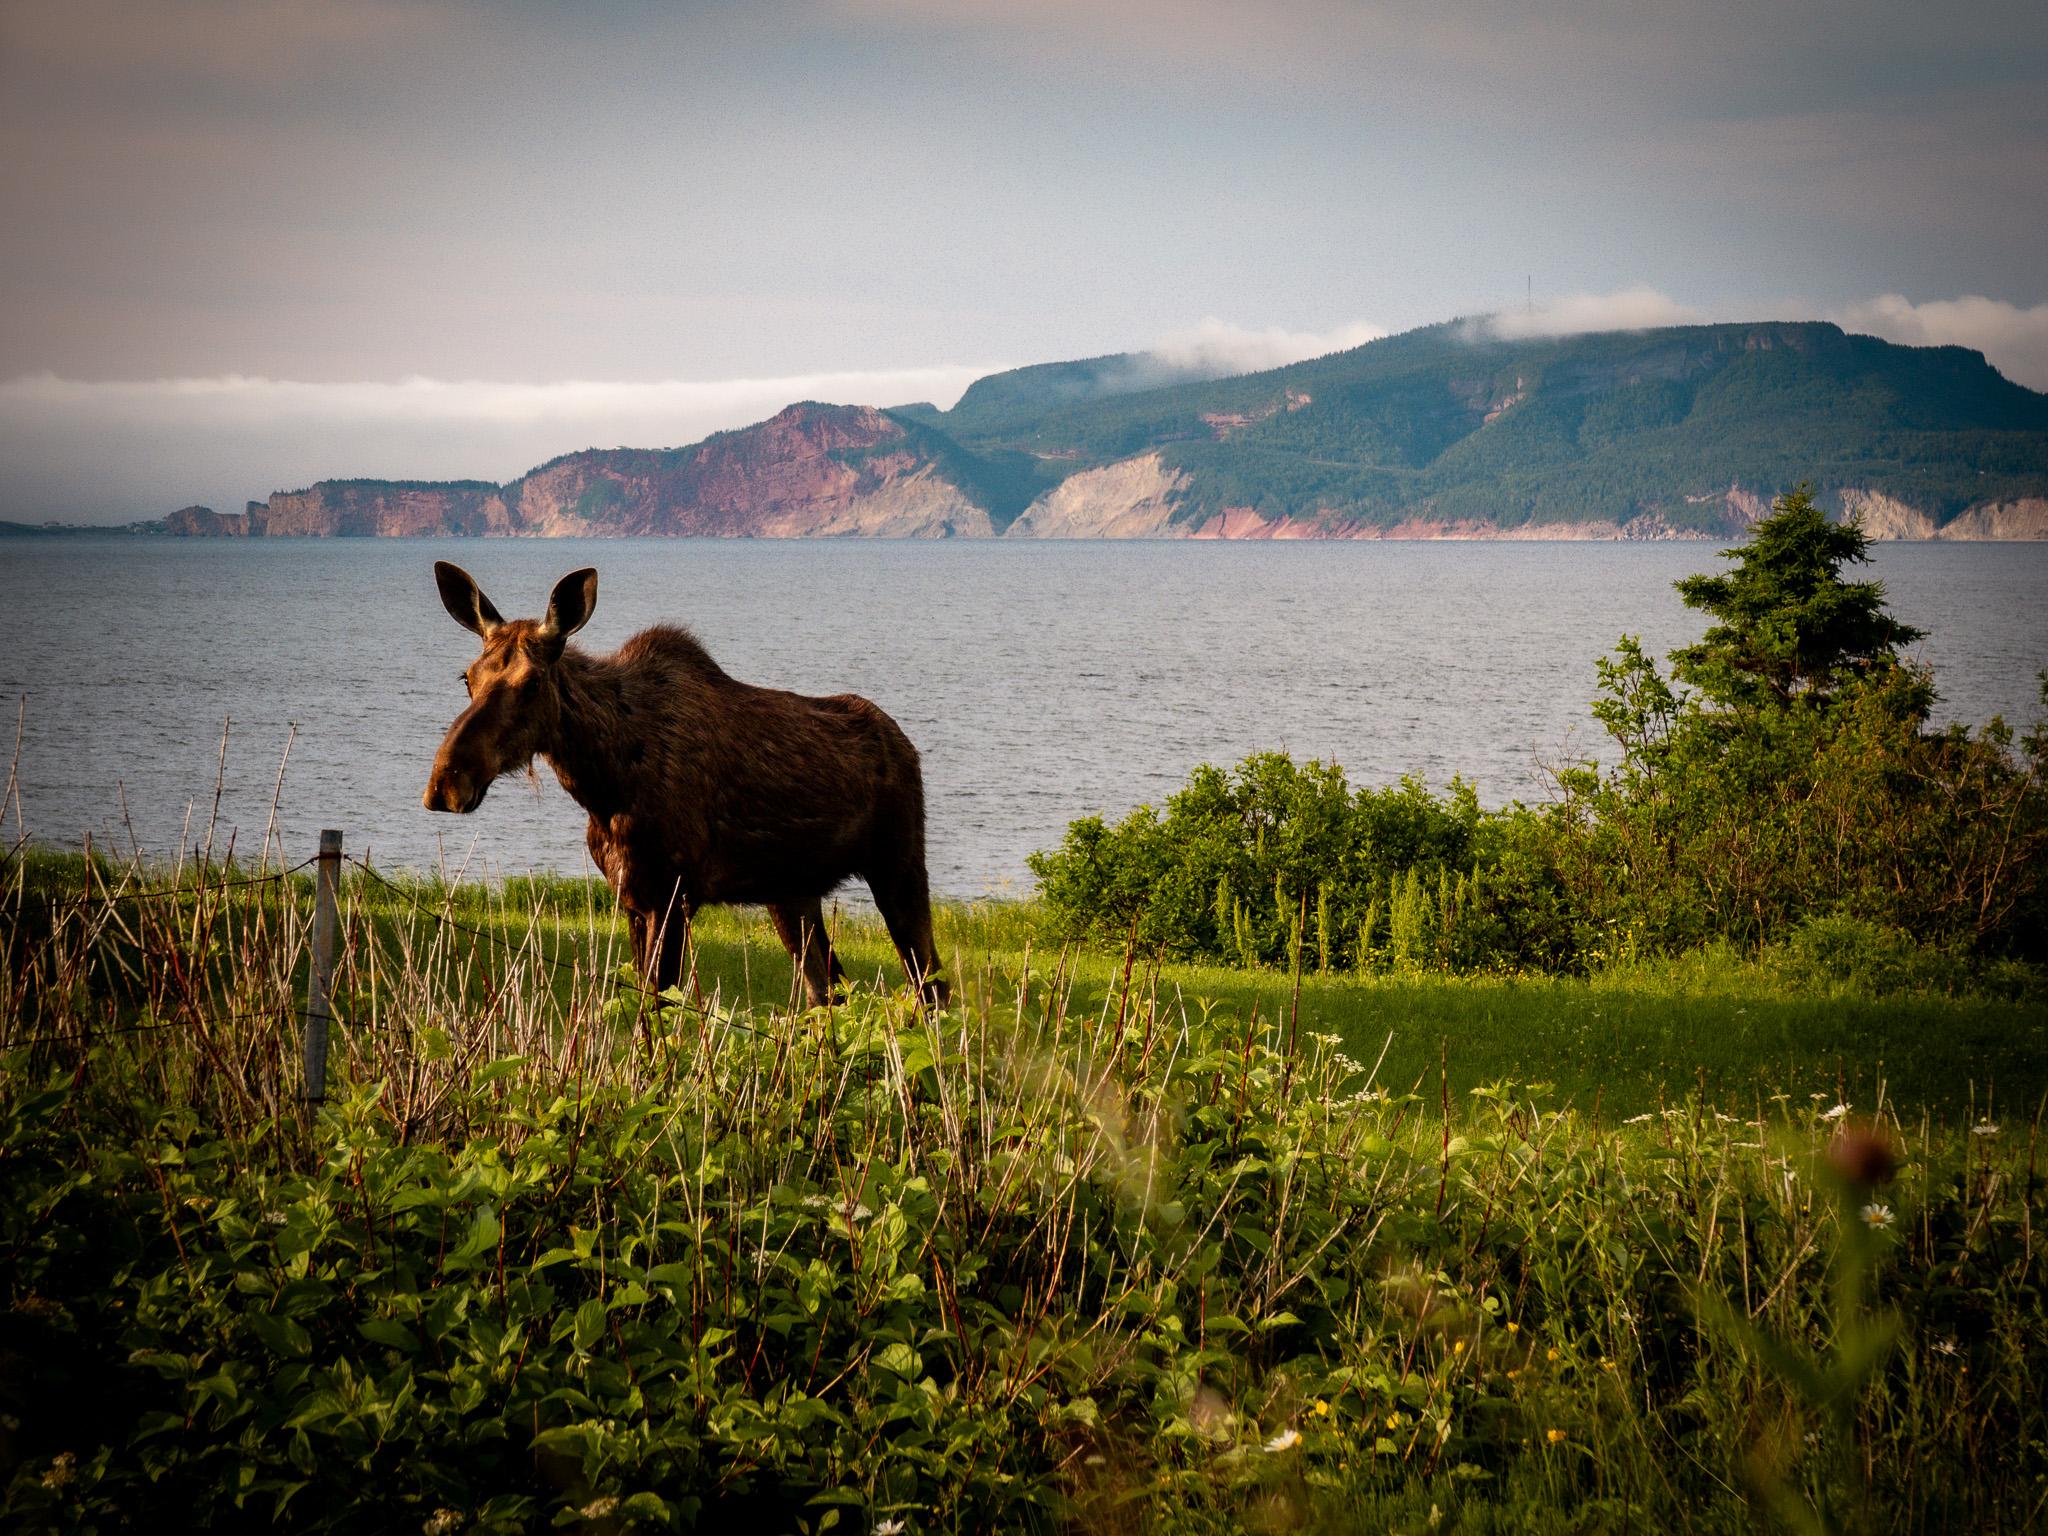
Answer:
[
  {"left": 15, "top": 850, "right": 2041, "bottom": 1121},
  {"left": 5, "top": 851, "right": 2045, "bottom": 1532},
  {"left": 308, "top": 861, "right": 2048, "bottom": 1121}
]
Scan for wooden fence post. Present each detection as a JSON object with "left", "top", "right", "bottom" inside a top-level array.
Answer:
[{"left": 303, "top": 828, "right": 343, "bottom": 1104}]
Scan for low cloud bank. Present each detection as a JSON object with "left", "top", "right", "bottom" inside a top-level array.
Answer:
[
  {"left": 0, "top": 365, "right": 992, "bottom": 523},
  {"left": 1832, "top": 294, "right": 2048, "bottom": 391},
  {"left": 1144, "top": 317, "right": 1387, "bottom": 376},
  {"left": 1472, "top": 284, "right": 1707, "bottom": 340},
  {"left": 1467, "top": 284, "right": 2048, "bottom": 390}
]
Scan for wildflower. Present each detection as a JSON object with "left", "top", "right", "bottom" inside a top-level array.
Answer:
[
  {"left": 1385, "top": 1412, "right": 1403, "bottom": 1430},
  {"left": 1452, "top": 1339, "right": 1466, "bottom": 1354},
  {"left": 579, "top": 1496, "right": 619, "bottom": 1519},
  {"left": 1506, "top": 1321, "right": 1519, "bottom": 1334},
  {"left": 1546, "top": 1348, "right": 1559, "bottom": 1362},
  {"left": 874, "top": 1520, "right": 907, "bottom": 1536},
  {"left": 1601, "top": 1359, "right": 1616, "bottom": 1371},
  {"left": 1506, "top": 1369, "right": 1521, "bottom": 1380},
  {"left": 1623, "top": 1112, "right": 1654, "bottom": 1125},
  {"left": 1265, "top": 1428, "right": 1301, "bottom": 1452},
  {"left": 422, "top": 1512, "right": 464, "bottom": 1536},
  {"left": 41, "top": 1452, "right": 76, "bottom": 1490},
  {"left": 1861, "top": 1203, "right": 1894, "bottom": 1229},
  {"left": 1971, "top": 1122, "right": 2000, "bottom": 1138},
  {"left": 1822, "top": 1103, "right": 1850, "bottom": 1121},
  {"left": 1932, "top": 1337, "right": 1958, "bottom": 1356},
  {"left": 1546, "top": 1429, "right": 1567, "bottom": 1444},
  {"left": 1312, "top": 1399, "right": 1331, "bottom": 1418}
]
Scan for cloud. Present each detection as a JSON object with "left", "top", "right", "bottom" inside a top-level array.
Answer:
[
  {"left": 1474, "top": 284, "right": 1706, "bottom": 340},
  {"left": 1458, "top": 284, "right": 2048, "bottom": 391},
  {"left": 0, "top": 365, "right": 994, "bottom": 523},
  {"left": 1145, "top": 317, "right": 1387, "bottom": 376},
  {"left": 1831, "top": 294, "right": 2048, "bottom": 391}
]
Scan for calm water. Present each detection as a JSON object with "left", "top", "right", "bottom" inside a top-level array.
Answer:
[{"left": 2, "top": 537, "right": 2043, "bottom": 897}]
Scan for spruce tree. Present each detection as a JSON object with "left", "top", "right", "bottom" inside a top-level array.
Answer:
[{"left": 1669, "top": 486, "right": 1926, "bottom": 712}]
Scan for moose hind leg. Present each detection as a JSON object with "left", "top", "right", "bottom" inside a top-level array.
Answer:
[
  {"left": 768, "top": 897, "right": 843, "bottom": 1008},
  {"left": 870, "top": 865, "right": 948, "bottom": 1007}
]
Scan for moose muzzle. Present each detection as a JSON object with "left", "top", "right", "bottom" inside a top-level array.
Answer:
[{"left": 422, "top": 761, "right": 485, "bottom": 814}]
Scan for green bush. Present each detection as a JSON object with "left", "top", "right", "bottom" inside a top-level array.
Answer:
[
  {"left": 1028, "top": 755, "right": 1575, "bottom": 975},
  {"left": 1034, "top": 491, "right": 2048, "bottom": 980}
]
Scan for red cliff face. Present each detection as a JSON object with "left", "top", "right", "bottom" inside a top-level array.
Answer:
[
  {"left": 238, "top": 404, "right": 992, "bottom": 538},
  {"left": 160, "top": 504, "right": 258, "bottom": 536},
  {"left": 254, "top": 481, "right": 511, "bottom": 537}
]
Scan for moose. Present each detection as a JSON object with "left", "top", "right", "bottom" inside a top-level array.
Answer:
[{"left": 422, "top": 562, "right": 946, "bottom": 1008}]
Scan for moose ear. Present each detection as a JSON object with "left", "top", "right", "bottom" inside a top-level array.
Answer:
[
  {"left": 435, "top": 561, "right": 504, "bottom": 638},
  {"left": 540, "top": 567, "right": 598, "bottom": 642}
]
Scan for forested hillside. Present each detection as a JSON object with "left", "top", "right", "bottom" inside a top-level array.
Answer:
[{"left": 925, "top": 320, "right": 2048, "bottom": 534}]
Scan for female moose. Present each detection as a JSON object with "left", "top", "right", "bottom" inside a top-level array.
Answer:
[{"left": 422, "top": 562, "right": 946, "bottom": 1008}]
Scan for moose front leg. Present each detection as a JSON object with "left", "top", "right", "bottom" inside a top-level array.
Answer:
[{"left": 648, "top": 895, "right": 692, "bottom": 994}]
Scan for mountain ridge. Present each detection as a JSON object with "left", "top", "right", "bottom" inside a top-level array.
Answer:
[{"left": 147, "top": 319, "right": 2048, "bottom": 540}]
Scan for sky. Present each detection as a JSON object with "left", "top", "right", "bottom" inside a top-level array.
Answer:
[{"left": 2, "top": 0, "right": 2045, "bottom": 521}]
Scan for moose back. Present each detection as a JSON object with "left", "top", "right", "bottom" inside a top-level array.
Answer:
[{"left": 423, "top": 562, "right": 946, "bottom": 1006}]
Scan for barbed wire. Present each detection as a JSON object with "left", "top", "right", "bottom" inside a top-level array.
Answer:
[
  {"left": 344, "top": 855, "right": 775, "bottom": 1035},
  {"left": 3, "top": 853, "right": 777, "bottom": 1050},
  {"left": 23, "top": 857, "right": 319, "bottom": 907},
  {"left": 344, "top": 856, "right": 598, "bottom": 982}
]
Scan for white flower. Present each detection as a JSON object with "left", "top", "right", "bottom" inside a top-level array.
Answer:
[
  {"left": 1861, "top": 1203, "right": 1894, "bottom": 1229},
  {"left": 1623, "top": 1112, "right": 1654, "bottom": 1125},
  {"left": 1822, "top": 1104, "right": 1850, "bottom": 1121},
  {"left": 579, "top": 1496, "right": 619, "bottom": 1519},
  {"left": 1264, "top": 1428, "right": 1302, "bottom": 1452},
  {"left": 422, "top": 1512, "right": 464, "bottom": 1536},
  {"left": 1971, "top": 1122, "right": 2000, "bottom": 1137},
  {"left": 874, "top": 1520, "right": 907, "bottom": 1536},
  {"left": 1933, "top": 1337, "right": 1958, "bottom": 1356}
]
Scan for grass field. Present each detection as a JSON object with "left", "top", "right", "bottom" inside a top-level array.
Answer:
[
  {"left": 3, "top": 852, "right": 2045, "bottom": 1532},
  {"left": 227, "top": 860, "right": 2042, "bottom": 1123}
]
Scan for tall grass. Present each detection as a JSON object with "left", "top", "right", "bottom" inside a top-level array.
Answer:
[{"left": 2, "top": 852, "right": 2044, "bottom": 1531}]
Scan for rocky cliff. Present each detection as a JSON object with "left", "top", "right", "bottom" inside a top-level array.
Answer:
[
  {"left": 159, "top": 504, "right": 260, "bottom": 537},
  {"left": 232, "top": 404, "right": 991, "bottom": 539}
]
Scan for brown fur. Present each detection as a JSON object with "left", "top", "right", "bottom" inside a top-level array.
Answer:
[{"left": 423, "top": 563, "right": 944, "bottom": 1007}]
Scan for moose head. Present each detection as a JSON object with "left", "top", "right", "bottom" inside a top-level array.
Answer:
[{"left": 423, "top": 562, "right": 598, "bottom": 814}]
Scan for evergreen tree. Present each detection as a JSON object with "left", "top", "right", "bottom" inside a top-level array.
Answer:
[{"left": 1669, "top": 486, "right": 1927, "bottom": 712}]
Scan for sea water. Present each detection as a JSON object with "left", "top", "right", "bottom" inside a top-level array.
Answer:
[{"left": 2, "top": 537, "right": 2042, "bottom": 896}]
